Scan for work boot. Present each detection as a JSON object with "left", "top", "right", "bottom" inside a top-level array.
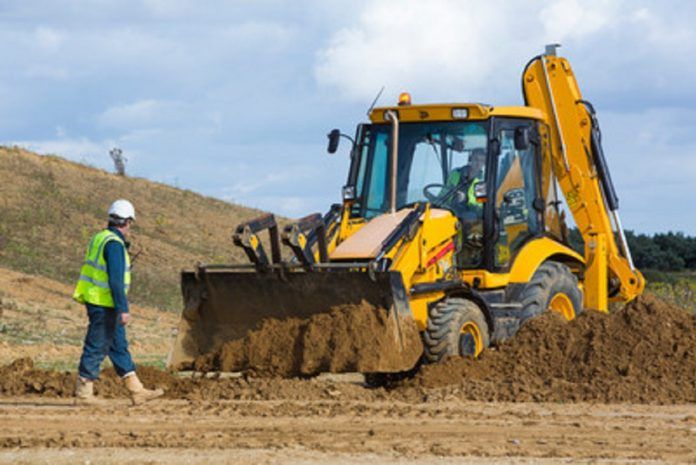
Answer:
[
  {"left": 74, "top": 377, "right": 107, "bottom": 406},
  {"left": 124, "top": 373, "right": 164, "bottom": 405}
]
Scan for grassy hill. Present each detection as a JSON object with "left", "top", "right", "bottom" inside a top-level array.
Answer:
[
  {"left": 0, "top": 266, "right": 178, "bottom": 369},
  {"left": 0, "top": 146, "right": 273, "bottom": 311}
]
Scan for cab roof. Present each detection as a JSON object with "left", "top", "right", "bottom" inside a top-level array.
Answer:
[{"left": 368, "top": 103, "right": 546, "bottom": 124}]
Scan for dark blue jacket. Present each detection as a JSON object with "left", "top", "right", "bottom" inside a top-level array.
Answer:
[{"left": 104, "top": 226, "right": 129, "bottom": 314}]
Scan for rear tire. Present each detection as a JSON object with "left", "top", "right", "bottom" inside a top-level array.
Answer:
[
  {"left": 423, "top": 298, "right": 490, "bottom": 362},
  {"left": 519, "top": 261, "right": 583, "bottom": 321}
]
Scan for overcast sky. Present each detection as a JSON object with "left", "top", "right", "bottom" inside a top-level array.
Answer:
[{"left": 1, "top": 0, "right": 694, "bottom": 234}]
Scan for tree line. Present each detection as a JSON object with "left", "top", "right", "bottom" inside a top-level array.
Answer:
[{"left": 567, "top": 230, "right": 696, "bottom": 272}]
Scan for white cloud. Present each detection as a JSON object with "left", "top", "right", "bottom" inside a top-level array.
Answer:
[
  {"left": 226, "top": 166, "right": 316, "bottom": 197},
  {"left": 217, "top": 21, "right": 296, "bottom": 46},
  {"left": 142, "top": 0, "right": 197, "bottom": 18},
  {"left": 98, "top": 99, "right": 181, "bottom": 129},
  {"left": 98, "top": 99, "right": 223, "bottom": 131},
  {"left": 11, "top": 136, "right": 116, "bottom": 169},
  {"left": 315, "top": 0, "right": 509, "bottom": 102},
  {"left": 628, "top": 5, "right": 694, "bottom": 53},
  {"left": 223, "top": 193, "right": 313, "bottom": 218},
  {"left": 540, "top": 0, "right": 621, "bottom": 42},
  {"left": 597, "top": 106, "right": 696, "bottom": 233},
  {"left": 23, "top": 64, "right": 70, "bottom": 80},
  {"left": 34, "top": 26, "right": 65, "bottom": 50},
  {"left": 313, "top": 0, "right": 655, "bottom": 104}
]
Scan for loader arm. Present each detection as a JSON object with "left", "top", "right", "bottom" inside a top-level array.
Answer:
[{"left": 522, "top": 46, "right": 645, "bottom": 311}]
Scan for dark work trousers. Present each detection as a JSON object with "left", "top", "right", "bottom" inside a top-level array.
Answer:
[{"left": 77, "top": 303, "right": 136, "bottom": 380}]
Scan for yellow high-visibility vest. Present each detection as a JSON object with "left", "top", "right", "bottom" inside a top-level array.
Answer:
[
  {"left": 72, "top": 229, "right": 131, "bottom": 307},
  {"left": 466, "top": 177, "right": 481, "bottom": 208},
  {"left": 446, "top": 169, "right": 481, "bottom": 208}
]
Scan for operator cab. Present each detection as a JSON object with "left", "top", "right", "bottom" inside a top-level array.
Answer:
[{"left": 331, "top": 99, "right": 566, "bottom": 272}]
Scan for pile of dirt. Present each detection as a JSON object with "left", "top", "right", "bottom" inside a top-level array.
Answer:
[
  {"left": 2, "top": 294, "right": 694, "bottom": 404},
  {"left": 0, "top": 357, "right": 383, "bottom": 402},
  {"left": 0, "top": 358, "right": 183, "bottom": 399},
  {"left": 193, "top": 301, "right": 422, "bottom": 377},
  {"left": 408, "top": 294, "right": 696, "bottom": 403},
  {"left": 0, "top": 358, "right": 75, "bottom": 397}
]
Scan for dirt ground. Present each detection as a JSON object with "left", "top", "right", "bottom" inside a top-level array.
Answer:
[
  {"left": 0, "top": 397, "right": 694, "bottom": 464},
  {"left": 1, "top": 269, "right": 695, "bottom": 463}
]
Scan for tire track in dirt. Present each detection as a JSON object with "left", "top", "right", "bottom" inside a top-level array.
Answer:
[{"left": 0, "top": 399, "right": 694, "bottom": 463}]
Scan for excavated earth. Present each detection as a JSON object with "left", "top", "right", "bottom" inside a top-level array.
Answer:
[
  {"left": 407, "top": 294, "right": 696, "bottom": 403},
  {"left": 1, "top": 294, "right": 694, "bottom": 404},
  {"left": 191, "top": 301, "right": 422, "bottom": 377},
  {"left": 2, "top": 294, "right": 696, "bottom": 463}
]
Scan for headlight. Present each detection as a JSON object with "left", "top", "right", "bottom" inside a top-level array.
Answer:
[{"left": 452, "top": 108, "right": 469, "bottom": 119}]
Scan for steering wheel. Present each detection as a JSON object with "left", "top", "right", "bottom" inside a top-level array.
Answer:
[{"left": 423, "top": 183, "right": 447, "bottom": 203}]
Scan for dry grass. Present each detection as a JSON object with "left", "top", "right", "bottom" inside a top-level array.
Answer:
[
  {"left": 0, "top": 146, "right": 274, "bottom": 311},
  {"left": 645, "top": 272, "right": 696, "bottom": 315},
  {"left": 0, "top": 266, "right": 179, "bottom": 369}
]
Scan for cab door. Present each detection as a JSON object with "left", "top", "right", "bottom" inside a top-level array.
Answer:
[{"left": 491, "top": 119, "right": 542, "bottom": 270}]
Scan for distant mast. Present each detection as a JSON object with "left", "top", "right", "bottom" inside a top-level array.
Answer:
[{"left": 109, "top": 147, "right": 126, "bottom": 176}]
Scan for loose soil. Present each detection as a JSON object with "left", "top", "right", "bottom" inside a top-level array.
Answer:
[
  {"left": 2, "top": 293, "right": 695, "bottom": 463},
  {"left": 408, "top": 294, "right": 696, "bottom": 403},
  {"left": 192, "top": 301, "right": 422, "bottom": 377},
  {"left": 2, "top": 294, "right": 694, "bottom": 404}
]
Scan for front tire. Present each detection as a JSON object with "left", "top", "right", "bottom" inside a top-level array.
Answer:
[
  {"left": 520, "top": 261, "right": 583, "bottom": 321},
  {"left": 423, "top": 297, "right": 490, "bottom": 362}
]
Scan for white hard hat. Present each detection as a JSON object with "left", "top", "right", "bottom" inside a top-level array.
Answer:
[{"left": 108, "top": 199, "right": 136, "bottom": 221}]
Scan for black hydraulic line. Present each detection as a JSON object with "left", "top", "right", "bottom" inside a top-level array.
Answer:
[
  {"left": 520, "top": 54, "right": 543, "bottom": 106},
  {"left": 579, "top": 100, "right": 620, "bottom": 211}
]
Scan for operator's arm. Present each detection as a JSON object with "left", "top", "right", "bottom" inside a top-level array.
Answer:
[{"left": 104, "top": 241, "right": 129, "bottom": 314}]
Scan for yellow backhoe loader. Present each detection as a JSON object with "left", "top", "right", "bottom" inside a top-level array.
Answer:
[{"left": 169, "top": 45, "right": 645, "bottom": 374}]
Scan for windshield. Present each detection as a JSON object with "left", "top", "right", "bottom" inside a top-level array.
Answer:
[{"left": 351, "top": 121, "right": 489, "bottom": 220}]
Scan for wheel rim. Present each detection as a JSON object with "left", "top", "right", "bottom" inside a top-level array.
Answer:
[
  {"left": 459, "top": 322, "right": 483, "bottom": 357},
  {"left": 549, "top": 293, "right": 575, "bottom": 320}
]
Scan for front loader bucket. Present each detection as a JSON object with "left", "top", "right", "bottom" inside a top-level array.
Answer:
[{"left": 167, "top": 267, "right": 423, "bottom": 374}]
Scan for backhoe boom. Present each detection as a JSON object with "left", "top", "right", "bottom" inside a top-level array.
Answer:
[{"left": 522, "top": 46, "right": 645, "bottom": 311}]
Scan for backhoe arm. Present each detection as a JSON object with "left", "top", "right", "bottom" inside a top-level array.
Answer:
[{"left": 522, "top": 46, "right": 644, "bottom": 311}]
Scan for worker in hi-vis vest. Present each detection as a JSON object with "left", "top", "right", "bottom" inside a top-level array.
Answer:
[
  {"left": 72, "top": 199, "right": 163, "bottom": 405},
  {"left": 443, "top": 147, "right": 486, "bottom": 218}
]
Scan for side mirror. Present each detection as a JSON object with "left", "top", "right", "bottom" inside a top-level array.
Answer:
[
  {"left": 514, "top": 127, "right": 531, "bottom": 151},
  {"left": 327, "top": 129, "right": 341, "bottom": 154}
]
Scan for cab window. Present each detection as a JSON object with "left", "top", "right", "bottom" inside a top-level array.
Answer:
[{"left": 494, "top": 124, "right": 541, "bottom": 268}]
